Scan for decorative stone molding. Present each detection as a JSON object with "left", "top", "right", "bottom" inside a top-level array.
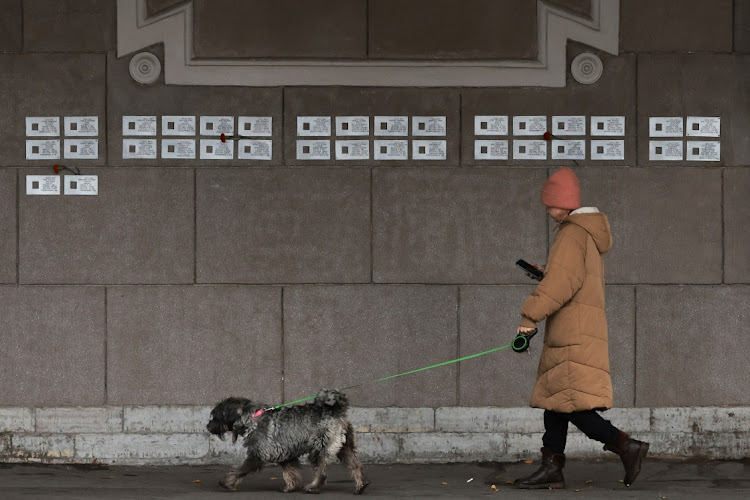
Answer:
[
  {"left": 116, "top": 0, "right": 620, "bottom": 87},
  {"left": 571, "top": 52, "right": 603, "bottom": 84},
  {"left": 128, "top": 51, "right": 161, "bottom": 84}
]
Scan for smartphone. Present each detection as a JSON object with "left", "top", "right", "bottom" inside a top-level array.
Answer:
[{"left": 515, "top": 259, "right": 544, "bottom": 280}]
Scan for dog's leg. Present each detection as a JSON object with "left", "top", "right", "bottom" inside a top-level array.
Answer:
[
  {"left": 304, "top": 455, "right": 328, "bottom": 494},
  {"left": 219, "top": 458, "right": 261, "bottom": 492},
  {"left": 280, "top": 458, "right": 302, "bottom": 493},
  {"left": 337, "top": 423, "right": 369, "bottom": 495}
]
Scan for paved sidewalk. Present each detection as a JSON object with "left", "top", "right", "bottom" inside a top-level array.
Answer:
[{"left": 1, "top": 459, "right": 749, "bottom": 499}]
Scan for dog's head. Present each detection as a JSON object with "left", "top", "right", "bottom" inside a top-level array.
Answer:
[{"left": 207, "top": 397, "right": 253, "bottom": 443}]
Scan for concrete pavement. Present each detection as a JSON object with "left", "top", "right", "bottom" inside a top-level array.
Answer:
[{"left": 1, "top": 458, "right": 749, "bottom": 499}]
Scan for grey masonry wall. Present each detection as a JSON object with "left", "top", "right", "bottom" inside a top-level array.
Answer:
[{"left": 1, "top": 0, "right": 749, "bottom": 464}]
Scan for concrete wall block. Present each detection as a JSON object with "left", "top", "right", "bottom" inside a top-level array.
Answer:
[
  {"left": 107, "top": 49, "right": 283, "bottom": 166},
  {"left": 693, "top": 433, "right": 750, "bottom": 460},
  {"left": 374, "top": 168, "right": 548, "bottom": 283},
  {"left": 12, "top": 435, "right": 75, "bottom": 461},
  {"left": 349, "top": 408, "right": 434, "bottom": 433},
  {"left": 435, "top": 407, "right": 544, "bottom": 433},
  {"left": 107, "top": 286, "right": 282, "bottom": 405},
  {"left": 20, "top": 169, "right": 194, "bottom": 284},
  {"left": 284, "top": 88, "right": 460, "bottom": 167},
  {"left": 194, "top": 0, "right": 366, "bottom": 58},
  {"left": 124, "top": 406, "right": 213, "bottom": 434},
  {"left": 196, "top": 169, "right": 370, "bottom": 283},
  {"left": 462, "top": 48, "right": 636, "bottom": 167},
  {"left": 399, "top": 433, "right": 505, "bottom": 463},
  {"left": 76, "top": 434, "right": 208, "bottom": 461},
  {"left": 0, "top": 53, "right": 106, "bottom": 167},
  {"left": 737, "top": 0, "right": 750, "bottom": 53},
  {"left": 0, "top": 286, "right": 105, "bottom": 406},
  {"left": 621, "top": 0, "right": 733, "bottom": 52},
  {"left": 23, "top": 0, "right": 116, "bottom": 52},
  {"left": 36, "top": 407, "right": 122, "bottom": 434},
  {"left": 725, "top": 169, "right": 750, "bottom": 282},
  {"left": 0, "top": 408, "right": 34, "bottom": 433},
  {"left": 370, "top": 0, "right": 536, "bottom": 59},
  {"left": 504, "top": 432, "right": 544, "bottom": 461},
  {"left": 354, "top": 433, "right": 400, "bottom": 464},
  {"left": 636, "top": 432, "right": 693, "bottom": 457},
  {"left": 636, "top": 287, "right": 750, "bottom": 407},
  {"left": 693, "top": 407, "right": 750, "bottom": 433},
  {"left": 0, "top": 169, "right": 16, "bottom": 283},
  {"left": 579, "top": 169, "right": 722, "bottom": 283},
  {"left": 284, "top": 285, "right": 458, "bottom": 408},
  {"left": 0, "top": 0, "right": 22, "bottom": 52},
  {"left": 637, "top": 54, "right": 750, "bottom": 167}
]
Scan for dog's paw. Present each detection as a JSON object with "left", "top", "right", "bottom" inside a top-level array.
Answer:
[
  {"left": 354, "top": 481, "right": 370, "bottom": 495},
  {"left": 303, "top": 485, "right": 321, "bottom": 494},
  {"left": 281, "top": 485, "right": 300, "bottom": 493},
  {"left": 219, "top": 479, "right": 238, "bottom": 492}
]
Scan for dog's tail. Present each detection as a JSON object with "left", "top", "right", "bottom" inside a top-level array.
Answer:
[{"left": 314, "top": 389, "right": 349, "bottom": 414}]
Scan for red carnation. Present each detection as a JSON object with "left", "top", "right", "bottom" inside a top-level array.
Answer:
[
  {"left": 220, "top": 133, "right": 226, "bottom": 143},
  {"left": 54, "top": 164, "right": 60, "bottom": 173},
  {"left": 543, "top": 131, "right": 553, "bottom": 141}
]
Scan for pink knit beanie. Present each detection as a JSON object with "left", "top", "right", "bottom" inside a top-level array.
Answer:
[{"left": 541, "top": 167, "right": 581, "bottom": 210}]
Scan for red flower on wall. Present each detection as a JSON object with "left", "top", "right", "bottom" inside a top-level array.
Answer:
[
  {"left": 220, "top": 133, "right": 226, "bottom": 143},
  {"left": 543, "top": 131, "right": 554, "bottom": 141},
  {"left": 54, "top": 164, "right": 60, "bottom": 173}
]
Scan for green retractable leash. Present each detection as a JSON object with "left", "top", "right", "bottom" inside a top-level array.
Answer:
[{"left": 263, "top": 328, "right": 540, "bottom": 413}]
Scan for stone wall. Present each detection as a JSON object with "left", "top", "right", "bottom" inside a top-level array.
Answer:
[{"left": 1, "top": 0, "right": 749, "bottom": 463}]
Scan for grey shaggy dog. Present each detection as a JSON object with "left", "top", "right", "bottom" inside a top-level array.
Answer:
[{"left": 206, "top": 389, "right": 369, "bottom": 494}]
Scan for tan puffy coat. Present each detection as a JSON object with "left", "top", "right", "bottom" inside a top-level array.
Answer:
[{"left": 520, "top": 208, "right": 613, "bottom": 412}]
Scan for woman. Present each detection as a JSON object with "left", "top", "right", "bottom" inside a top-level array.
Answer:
[{"left": 514, "top": 167, "right": 649, "bottom": 489}]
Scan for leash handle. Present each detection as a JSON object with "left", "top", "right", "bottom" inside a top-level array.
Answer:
[{"left": 512, "top": 328, "right": 538, "bottom": 353}]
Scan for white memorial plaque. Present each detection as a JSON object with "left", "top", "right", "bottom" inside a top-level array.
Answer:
[
  {"left": 591, "top": 116, "right": 625, "bottom": 136},
  {"left": 513, "top": 140, "right": 547, "bottom": 159},
  {"left": 123, "top": 116, "right": 157, "bottom": 136},
  {"left": 238, "top": 117, "right": 272, "bottom": 137},
  {"left": 374, "top": 116, "right": 408, "bottom": 136},
  {"left": 297, "top": 116, "right": 331, "bottom": 136},
  {"left": 122, "top": 138, "right": 157, "bottom": 159},
  {"left": 335, "top": 140, "right": 370, "bottom": 160},
  {"left": 26, "top": 117, "right": 60, "bottom": 137},
  {"left": 238, "top": 139, "right": 272, "bottom": 160},
  {"left": 552, "top": 116, "right": 586, "bottom": 136},
  {"left": 64, "top": 175, "right": 98, "bottom": 195},
  {"left": 26, "top": 139, "right": 60, "bottom": 159},
  {"left": 200, "top": 116, "right": 234, "bottom": 136},
  {"left": 63, "top": 139, "right": 98, "bottom": 159},
  {"left": 26, "top": 175, "right": 60, "bottom": 195},
  {"left": 374, "top": 140, "right": 408, "bottom": 160},
  {"left": 474, "top": 116, "right": 508, "bottom": 136},
  {"left": 513, "top": 116, "right": 547, "bottom": 136},
  {"left": 474, "top": 140, "right": 509, "bottom": 160},
  {"left": 686, "top": 117, "right": 720, "bottom": 137},
  {"left": 161, "top": 139, "right": 196, "bottom": 159},
  {"left": 336, "top": 116, "right": 369, "bottom": 136},
  {"left": 649, "top": 117, "right": 683, "bottom": 137},
  {"left": 296, "top": 140, "right": 331, "bottom": 160},
  {"left": 413, "top": 116, "right": 446, "bottom": 136},
  {"left": 162, "top": 116, "right": 196, "bottom": 136},
  {"left": 686, "top": 141, "right": 720, "bottom": 161},
  {"left": 412, "top": 140, "right": 447, "bottom": 160},
  {"left": 552, "top": 139, "right": 586, "bottom": 160},
  {"left": 649, "top": 140, "right": 683, "bottom": 161},
  {"left": 591, "top": 140, "right": 625, "bottom": 160},
  {"left": 64, "top": 116, "right": 98, "bottom": 137},
  {"left": 200, "top": 139, "right": 233, "bottom": 159}
]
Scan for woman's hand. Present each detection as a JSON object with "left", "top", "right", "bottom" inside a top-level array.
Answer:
[
  {"left": 526, "top": 263, "right": 546, "bottom": 281},
  {"left": 517, "top": 326, "right": 537, "bottom": 335}
]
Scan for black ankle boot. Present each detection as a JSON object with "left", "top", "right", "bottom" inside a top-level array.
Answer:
[
  {"left": 603, "top": 431, "right": 649, "bottom": 487},
  {"left": 513, "top": 447, "right": 566, "bottom": 489}
]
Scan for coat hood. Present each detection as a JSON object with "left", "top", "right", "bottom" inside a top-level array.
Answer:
[{"left": 564, "top": 207, "right": 612, "bottom": 254}]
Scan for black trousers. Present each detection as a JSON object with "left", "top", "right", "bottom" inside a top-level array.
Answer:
[{"left": 542, "top": 410, "right": 620, "bottom": 454}]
